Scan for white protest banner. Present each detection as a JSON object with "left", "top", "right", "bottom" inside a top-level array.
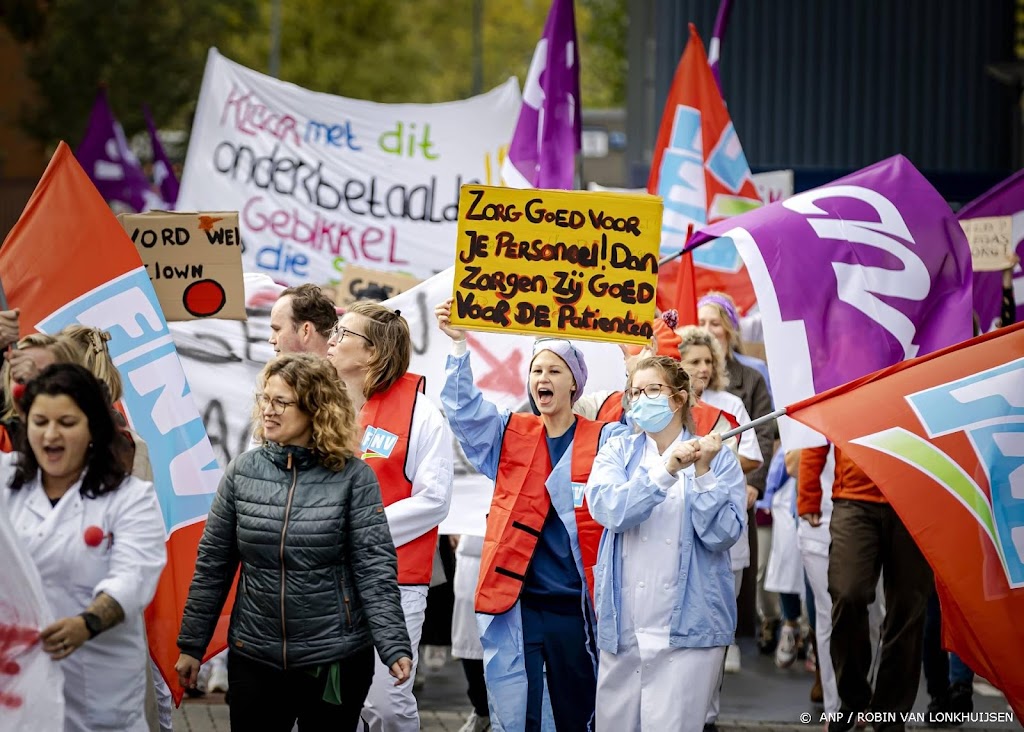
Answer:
[
  {"left": 751, "top": 170, "right": 794, "bottom": 204},
  {"left": 178, "top": 49, "right": 522, "bottom": 285},
  {"left": 0, "top": 500, "right": 64, "bottom": 729}
]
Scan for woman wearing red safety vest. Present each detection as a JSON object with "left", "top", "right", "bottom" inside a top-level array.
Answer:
[
  {"left": 327, "top": 302, "right": 454, "bottom": 732},
  {"left": 435, "top": 298, "right": 627, "bottom": 732}
]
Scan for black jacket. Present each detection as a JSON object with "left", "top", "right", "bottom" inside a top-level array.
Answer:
[{"left": 177, "top": 442, "right": 411, "bottom": 669}]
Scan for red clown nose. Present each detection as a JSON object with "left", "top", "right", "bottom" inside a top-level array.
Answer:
[
  {"left": 10, "top": 382, "right": 25, "bottom": 402},
  {"left": 83, "top": 526, "right": 106, "bottom": 548}
]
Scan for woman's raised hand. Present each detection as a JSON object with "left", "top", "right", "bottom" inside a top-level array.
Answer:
[
  {"left": 665, "top": 439, "right": 701, "bottom": 476},
  {"left": 434, "top": 299, "right": 466, "bottom": 343}
]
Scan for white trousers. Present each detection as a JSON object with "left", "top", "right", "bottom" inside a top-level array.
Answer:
[
  {"left": 705, "top": 570, "right": 743, "bottom": 724},
  {"left": 801, "top": 549, "right": 885, "bottom": 714},
  {"left": 361, "top": 585, "right": 429, "bottom": 732},
  {"left": 597, "top": 645, "right": 725, "bottom": 732}
]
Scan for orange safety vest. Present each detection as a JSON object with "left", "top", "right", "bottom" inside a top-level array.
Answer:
[
  {"left": 596, "top": 391, "right": 625, "bottom": 423},
  {"left": 358, "top": 372, "right": 437, "bottom": 585},
  {"left": 475, "top": 413, "right": 607, "bottom": 615},
  {"left": 599, "top": 393, "right": 732, "bottom": 438}
]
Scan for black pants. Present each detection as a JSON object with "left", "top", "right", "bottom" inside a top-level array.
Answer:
[
  {"left": 227, "top": 647, "right": 374, "bottom": 731},
  {"left": 922, "top": 589, "right": 950, "bottom": 700},
  {"left": 828, "top": 500, "right": 932, "bottom": 727},
  {"left": 462, "top": 658, "right": 489, "bottom": 717},
  {"left": 521, "top": 601, "right": 597, "bottom": 732}
]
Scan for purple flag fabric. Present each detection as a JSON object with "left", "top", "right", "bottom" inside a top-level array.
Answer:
[
  {"left": 707, "top": 0, "right": 734, "bottom": 93},
  {"left": 500, "top": 0, "right": 580, "bottom": 190},
  {"left": 76, "top": 88, "right": 162, "bottom": 213},
  {"left": 956, "top": 169, "right": 1024, "bottom": 331},
  {"left": 144, "top": 105, "right": 180, "bottom": 208},
  {"left": 689, "top": 155, "right": 974, "bottom": 447}
]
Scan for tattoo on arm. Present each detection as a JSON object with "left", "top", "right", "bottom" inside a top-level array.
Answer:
[{"left": 85, "top": 593, "right": 125, "bottom": 632}]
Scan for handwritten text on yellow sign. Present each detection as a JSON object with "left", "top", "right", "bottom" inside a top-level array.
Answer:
[{"left": 451, "top": 185, "right": 663, "bottom": 345}]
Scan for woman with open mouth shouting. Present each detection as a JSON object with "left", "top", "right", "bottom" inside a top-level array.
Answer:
[
  {"left": 435, "top": 298, "right": 628, "bottom": 732},
  {"left": 1, "top": 363, "right": 167, "bottom": 732}
]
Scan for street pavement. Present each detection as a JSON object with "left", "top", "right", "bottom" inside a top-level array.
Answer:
[{"left": 171, "top": 639, "right": 1017, "bottom": 731}]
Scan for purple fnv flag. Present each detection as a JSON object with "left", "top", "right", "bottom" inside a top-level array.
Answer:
[
  {"left": 144, "top": 105, "right": 180, "bottom": 208},
  {"left": 707, "top": 0, "right": 734, "bottom": 93},
  {"left": 956, "top": 169, "right": 1024, "bottom": 331},
  {"left": 689, "top": 155, "right": 974, "bottom": 448},
  {"left": 76, "top": 87, "right": 162, "bottom": 213},
  {"left": 500, "top": 0, "right": 580, "bottom": 190}
]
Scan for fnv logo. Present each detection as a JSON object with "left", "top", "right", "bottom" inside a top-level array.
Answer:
[
  {"left": 852, "top": 359, "right": 1024, "bottom": 588},
  {"left": 360, "top": 426, "right": 399, "bottom": 460}
]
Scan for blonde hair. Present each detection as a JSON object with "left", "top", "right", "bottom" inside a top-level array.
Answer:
[
  {"left": 345, "top": 302, "right": 411, "bottom": 399},
  {"left": 698, "top": 290, "right": 744, "bottom": 357},
  {"left": 2, "top": 334, "right": 86, "bottom": 420},
  {"left": 625, "top": 355, "right": 695, "bottom": 433},
  {"left": 676, "top": 326, "right": 731, "bottom": 392},
  {"left": 252, "top": 354, "right": 356, "bottom": 471},
  {"left": 60, "top": 325, "right": 123, "bottom": 402}
]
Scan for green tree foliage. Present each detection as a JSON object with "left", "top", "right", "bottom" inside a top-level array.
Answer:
[{"left": 2, "top": 0, "right": 625, "bottom": 148}]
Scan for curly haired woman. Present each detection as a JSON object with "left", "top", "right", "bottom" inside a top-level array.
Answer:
[{"left": 175, "top": 353, "right": 413, "bottom": 732}]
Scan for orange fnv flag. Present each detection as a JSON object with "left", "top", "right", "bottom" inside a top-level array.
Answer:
[
  {"left": 786, "top": 321, "right": 1024, "bottom": 719},
  {"left": 0, "top": 142, "right": 232, "bottom": 704},
  {"left": 648, "top": 23, "right": 762, "bottom": 318}
]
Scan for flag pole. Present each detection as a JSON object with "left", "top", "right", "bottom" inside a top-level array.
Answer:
[{"left": 720, "top": 407, "right": 787, "bottom": 440}]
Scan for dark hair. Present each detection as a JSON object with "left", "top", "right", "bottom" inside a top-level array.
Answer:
[
  {"left": 281, "top": 283, "right": 339, "bottom": 338},
  {"left": 11, "top": 363, "right": 127, "bottom": 498}
]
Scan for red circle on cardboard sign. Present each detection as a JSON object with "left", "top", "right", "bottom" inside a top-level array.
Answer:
[{"left": 183, "top": 279, "right": 227, "bottom": 317}]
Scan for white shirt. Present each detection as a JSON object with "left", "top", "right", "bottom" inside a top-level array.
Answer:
[
  {"left": 2, "top": 456, "right": 166, "bottom": 732},
  {"left": 700, "top": 389, "right": 762, "bottom": 466},
  {"left": 619, "top": 433, "right": 717, "bottom": 649},
  {"left": 382, "top": 392, "right": 454, "bottom": 549}
]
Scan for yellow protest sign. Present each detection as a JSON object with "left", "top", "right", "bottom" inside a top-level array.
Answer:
[{"left": 451, "top": 185, "right": 663, "bottom": 344}]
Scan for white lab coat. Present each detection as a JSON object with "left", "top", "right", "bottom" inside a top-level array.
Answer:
[
  {"left": 764, "top": 477, "right": 803, "bottom": 594},
  {"left": 596, "top": 437, "right": 727, "bottom": 732},
  {"left": 3, "top": 458, "right": 167, "bottom": 732}
]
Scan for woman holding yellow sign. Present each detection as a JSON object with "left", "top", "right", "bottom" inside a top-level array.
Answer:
[{"left": 435, "top": 298, "right": 627, "bottom": 732}]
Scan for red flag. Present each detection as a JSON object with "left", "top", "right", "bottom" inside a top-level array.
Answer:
[
  {"left": 648, "top": 23, "right": 762, "bottom": 315},
  {"left": 0, "top": 143, "right": 231, "bottom": 705},
  {"left": 787, "top": 321, "right": 1024, "bottom": 718}
]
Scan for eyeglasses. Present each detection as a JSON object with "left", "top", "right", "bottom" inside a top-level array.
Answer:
[
  {"left": 329, "top": 324, "right": 372, "bottom": 345},
  {"left": 256, "top": 394, "right": 298, "bottom": 415},
  {"left": 626, "top": 383, "right": 676, "bottom": 402}
]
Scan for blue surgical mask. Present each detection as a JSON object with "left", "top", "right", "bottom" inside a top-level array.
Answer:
[{"left": 629, "top": 395, "right": 676, "bottom": 433}]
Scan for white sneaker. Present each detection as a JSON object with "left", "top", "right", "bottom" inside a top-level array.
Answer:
[
  {"left": 775, "top": 624, "right": 798, "bottom": 669},
  {"left": 458, "top": 711, "right": 492, "bottom": 732},
  {"left": 207, "top": 663, "right": 229, "bottom": 693},
  {"left": 421, "top": 644, "right": 448, "bottom": 672},
  {"left": 724, "top": 644, "right": 741, "bottom": 673}
]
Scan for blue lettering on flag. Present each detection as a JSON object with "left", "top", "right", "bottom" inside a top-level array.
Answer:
[
  {"left": 38, "top": 268, "right": 221, "bottom": 534},
  {"left": 706, "top": 123, "right": 752, "bottom": 193},
  {"left": 906, "top": 358, "right": 1024, "bottom": 585}
]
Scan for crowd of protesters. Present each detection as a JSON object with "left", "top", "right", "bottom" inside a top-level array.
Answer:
[{"left": 2, "top": 264, "right": 1016, "bottom": 732}]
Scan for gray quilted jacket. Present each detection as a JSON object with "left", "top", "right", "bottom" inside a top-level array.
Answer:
[{"left": 177, "top": 442, "right": 411, "bottom": 670}]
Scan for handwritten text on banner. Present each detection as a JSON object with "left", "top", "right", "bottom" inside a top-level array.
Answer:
[
  {"left": 451, "top": 185, "right": 663, "bottom": 345},
  {"left": 177, "top": 49, "right": 521, "bottom": 285}
]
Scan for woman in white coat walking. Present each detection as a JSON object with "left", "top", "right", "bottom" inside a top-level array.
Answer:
[
  {"left": 586, "top": 356, "right": 747, "bottom": 731},
  {"left": 2, "top": 363, "right": 167, "bottom": 732}
]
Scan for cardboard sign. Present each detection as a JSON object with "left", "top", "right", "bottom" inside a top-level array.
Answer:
[
  {"left": 450, "top": 185, "right": 662, "bottom": 344},
  {"left": 335, "top": 264, "right": 421, "bottom": 307},
  {"left": 118, "top": 211, "right": 246, "bottom": 321},
  {"left": 960, "top": 216, "right": 1015, "bottom": 272}
]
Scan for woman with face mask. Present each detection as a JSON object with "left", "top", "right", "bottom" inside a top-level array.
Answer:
[
  {"left": 585, "top": 356, "right": 747, "bottom": 732},
  {"left": 434, "top": 298, "right": 628, "bottom": 732}
]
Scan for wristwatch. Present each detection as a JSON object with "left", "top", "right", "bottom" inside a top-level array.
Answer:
[{"left": 79, "top": 612, "right": 103, "bottom": 639}]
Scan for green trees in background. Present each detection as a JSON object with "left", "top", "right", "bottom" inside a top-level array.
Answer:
[{"left": 1, "top": 0, "right": 625, "bottom": 149}]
